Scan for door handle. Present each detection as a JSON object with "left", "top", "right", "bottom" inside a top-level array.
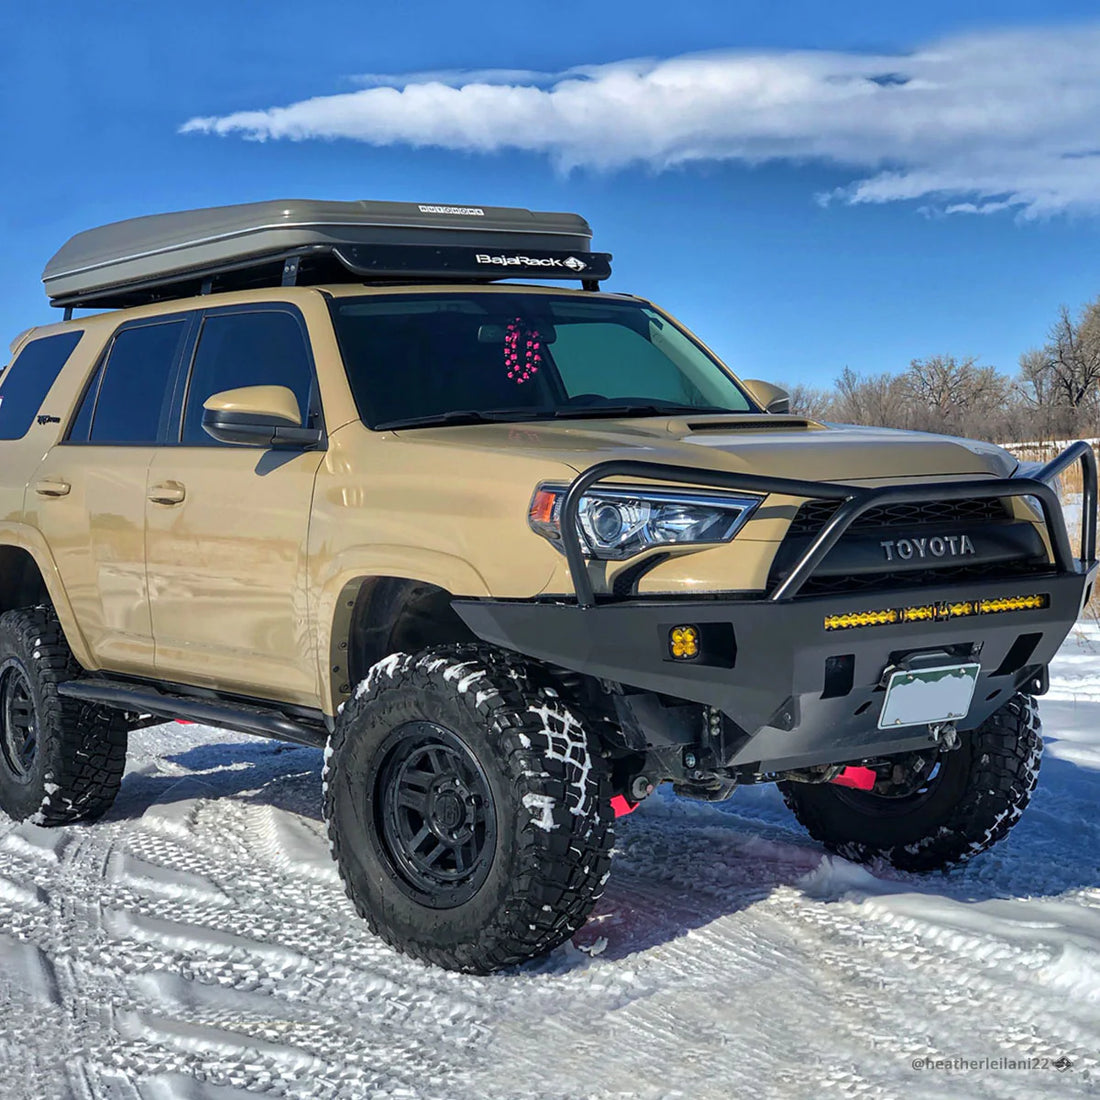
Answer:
[
  {"left": 34, "top": 479, "right": 71, "bottom": 498},
  {"left": 148, "top": 481, "right": 186, "bottom": 505}
]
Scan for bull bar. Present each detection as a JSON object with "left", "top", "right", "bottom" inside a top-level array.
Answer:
[{"left": 559, "top": 441, "right": 1098, "bottom": 607}]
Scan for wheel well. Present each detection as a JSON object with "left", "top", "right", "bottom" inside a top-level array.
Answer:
[
  {"left": 0, "top": 547, "right": 49, "bottom": 616},
  {"left": 336, "top": 577, "right": 477, "bottom": 697}
]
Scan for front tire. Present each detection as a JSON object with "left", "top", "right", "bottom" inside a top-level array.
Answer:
[
  {"left": 0, "top": 606, "right": 128, "bottom": 825},
  {"left": 780, "top": 693, "right": 1042, "bottom": 871},
  {"left": 324, "top": 644, "right": 614, "bottom": 973}
]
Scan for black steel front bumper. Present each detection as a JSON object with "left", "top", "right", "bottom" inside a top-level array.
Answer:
[{"left": 454, "top": 443, "right": 1098, "bottom": 772}]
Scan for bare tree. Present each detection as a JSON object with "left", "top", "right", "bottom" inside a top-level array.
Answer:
[
  {"left": 902, "top": 354, "right": 1010, "bottom": 435},
  {"left": 783, "top": 381, "right": 834, "bottom": 420},
  {"left": 831, "top": 366, "right": 912, "bottom": 428},
  {"left": 1017, "top": 349, "right": 1078, "bottom": 441},
  {"left": 771, "top": 294, "right": 1100, "bottom": 445},
  {"left": 1017, "top": 299, "right": 1100, "bottom": 438}
]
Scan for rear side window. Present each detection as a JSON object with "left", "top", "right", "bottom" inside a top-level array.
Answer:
[
  {"left": 180, "top": 310, "right": 314, "bottom": 445},
  {"left": 0, "top": 331, "right": 83, "bottom": 440},
  {"left": 70, "top": 320, "right": 188, "bottom": 444}
]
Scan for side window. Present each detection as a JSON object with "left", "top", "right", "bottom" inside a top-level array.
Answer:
[
  {"left": 78, "top": 320, "right": 188, "bottom": 445},
  {"left": 67, "top": 359, "right": 104, "bottom": 443},
  {"left": 181, "top": 311, "right": 314, "bottom": 445},
  {"left": 0, "top": 331, "right": 83, "bottom": 440}
]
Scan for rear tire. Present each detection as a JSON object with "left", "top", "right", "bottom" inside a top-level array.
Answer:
[
  {"left": 779, "top": 693, "right": 1042, "bottom": 871},
  {"left": 324, "top": 644, "right": 614, "bottom": 973},
  {"left": 0, "top": 606, "right": 128, "bottom": 825}
]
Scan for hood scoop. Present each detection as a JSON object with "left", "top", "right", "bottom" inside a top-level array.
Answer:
[{"left": 685, "top": 416, "right": 817, "bottom": 433}]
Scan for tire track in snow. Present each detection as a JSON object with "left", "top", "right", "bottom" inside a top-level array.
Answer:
[
  {"left": 1, "top": 709, "right": 1099, "bottom": 1098},
  {"left": 782, "top": 871, "right": 1100, "bottom": 1074},
  {"left": 53, "top": 731, "right": 505, "bottom": 1097}
]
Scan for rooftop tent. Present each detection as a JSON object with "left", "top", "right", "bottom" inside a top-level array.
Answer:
[{"left": 42, "top": 199, "right": 614, "bottom": 310}]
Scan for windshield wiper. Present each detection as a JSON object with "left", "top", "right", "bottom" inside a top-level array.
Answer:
[
  {"left": 376, "top": 403, "right": 736, "bottom": 430},
  {"left": 550, "top": 403, "right": 733, "bottom": 420},
  {"left": 374, "top": 409, "right": 538, "bottom": 430}
]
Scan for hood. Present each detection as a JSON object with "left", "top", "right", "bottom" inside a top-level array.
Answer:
[{"left": 392, "top": 413, "right": 1018, "bottom": 483}]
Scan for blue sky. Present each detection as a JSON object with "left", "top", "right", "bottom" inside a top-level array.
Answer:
[{"left": 3, "top": 0, "right": 1100, "bottom": 391}]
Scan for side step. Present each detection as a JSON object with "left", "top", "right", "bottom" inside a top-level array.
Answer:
[{"left": 58, "top": 678, "right": 328, "bottom": 748}]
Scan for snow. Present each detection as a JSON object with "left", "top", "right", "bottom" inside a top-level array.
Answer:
[
  {"left": 520, "top": 792, "right": 557, "bottom": 832},
  {"left": 2, "top": 634, "right": 1100, "bottom": 1097},
  {"left": 528, "top": 701, "right": 595, "bottom": 818}
]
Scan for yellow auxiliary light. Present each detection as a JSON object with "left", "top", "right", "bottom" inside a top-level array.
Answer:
[
  {"left": 947, "top": 601, "right": 976, "bottom": 618},
  {"left": 823, "top": 609, "right": 899, "bottom": 631},
  {"left": 824, "top": 593, "right": 1049, "bottom": 631},
  {"left": 900, "top": 604, "right": 935, "bottom": 623},
  {"left": 669, "top": 625, "right": 700, "bottom": 659},
  {"left": 979, "top": 594, "right": 1048, "bottom": 615}
]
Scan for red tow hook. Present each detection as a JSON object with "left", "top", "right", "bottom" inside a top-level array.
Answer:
[
  {"left": 829, "top": 766, "right": 877, "bottom": 791},
  {"left": 610, "top": 794, "right": 639, "bottom": 817}
]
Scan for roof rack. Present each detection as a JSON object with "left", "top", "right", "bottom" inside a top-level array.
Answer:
[{"left": 43, "top": 199, "right": 613, "bottom": 311}]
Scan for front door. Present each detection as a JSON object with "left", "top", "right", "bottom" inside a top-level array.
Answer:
[{"left": 144, "top": 305, "right": 325, "bottom": 706}]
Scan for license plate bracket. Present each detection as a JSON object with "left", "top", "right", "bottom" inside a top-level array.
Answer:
[{"left": 878, "top": 663, "right": 980, "bottom": 730}]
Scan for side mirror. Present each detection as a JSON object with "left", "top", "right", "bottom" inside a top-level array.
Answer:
[
  {"left": 741, "top": 379, "right": 790, "bottom": 415},
  {"left": 201, "top": 385, "right": 322, "bottom": 448}
]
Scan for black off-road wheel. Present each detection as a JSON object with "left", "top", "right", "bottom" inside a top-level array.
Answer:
[
  {"left": 0, "top": 606, "right": 128, "bottom": 825},
  {"left": 779, "top": 693, "right": 1042, "bottom": 871},
  {"left": 323, "top": 644, "right": 615, "bottom": 973}
]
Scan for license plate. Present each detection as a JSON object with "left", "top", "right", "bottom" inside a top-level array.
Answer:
[{"left": 878, "top": 663, "right": 980, "bottom": 730}]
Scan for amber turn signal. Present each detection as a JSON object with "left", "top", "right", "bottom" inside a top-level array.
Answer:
[{"left": 528, "top": 488, "right": 558, "bottom": 527}]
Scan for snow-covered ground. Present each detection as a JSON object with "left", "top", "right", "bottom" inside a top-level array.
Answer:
[{"left": 3, "top": 629, "right": 1100, "bottom": 1100}]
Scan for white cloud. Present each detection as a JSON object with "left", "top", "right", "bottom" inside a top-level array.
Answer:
[
  {"left": 181, "top": 25, "right": 1100, "bottom": 217},
  {"left": 350, "top": 67, "right": 566, "bottom": 89}
]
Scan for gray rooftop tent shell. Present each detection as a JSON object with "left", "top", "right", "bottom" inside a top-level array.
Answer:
[{"left": 43, "top": 199, "right": 613, "bottom": 310}]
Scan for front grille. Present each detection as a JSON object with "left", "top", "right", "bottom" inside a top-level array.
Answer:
[
  {"left": 795, "top": 560, "right": 1051, "bottom": 598},
  {"left": 777, "top": 495, "right": 1048, "bottom": 598},
  {"left": 787, "top": 496, "right": 1011, "bottom": 538}
]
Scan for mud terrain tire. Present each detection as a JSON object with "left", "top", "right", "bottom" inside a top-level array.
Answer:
[
  {"left": 324, "top": 644, "right": 614, "bottom": 973},
  {"left": 779, "top": 693, "right": 1042, "bottom": 871},
  {"left": 0, "top": 606, "right": 128, "bottom": 824}
]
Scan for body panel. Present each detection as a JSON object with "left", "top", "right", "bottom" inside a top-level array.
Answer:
[{"left": 145, "top": 445, "right": 325, "bottom": 704}]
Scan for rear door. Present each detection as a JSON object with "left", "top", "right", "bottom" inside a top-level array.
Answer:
[
  {"left": 26, "top": 315, "right": 191, "bottom": 674},
  {"left": 144, "top": 304, "right": 325, "bottom": 705}
]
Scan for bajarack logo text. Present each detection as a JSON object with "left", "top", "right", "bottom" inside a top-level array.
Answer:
[
  {"left": 475, "top": 253, "right": 587, "bottom": 271},
  {"left": 881, "top": 535, "right": 976, "bottom": 562}
]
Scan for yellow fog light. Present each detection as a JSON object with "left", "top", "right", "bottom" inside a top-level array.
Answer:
[
  {"left": 824, "top": 592, "right": 1049, "bottom": 631},
  {"left": 979, "top": 594, "right": 1048, "bottom": 615},
  {"left": 669, "top": 625, "right": 700, "bottom": 659},
  {"left": 900, "top": 604, "right": 935, "bottom": 623},
  {"left": 824, "top": 608, "right": 900, "bottom": 631}
]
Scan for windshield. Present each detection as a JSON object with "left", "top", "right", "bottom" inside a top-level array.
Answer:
[{"left": 329, "top": 292, "right": 756, "bottom": 429}]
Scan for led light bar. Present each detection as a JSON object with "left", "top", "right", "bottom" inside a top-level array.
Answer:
[{"left": 824, "top": 593, "right": 1049, "bottom": 632}]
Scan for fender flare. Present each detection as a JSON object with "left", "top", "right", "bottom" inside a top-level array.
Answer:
[
  {"left": 314, "top": 546, "right": 491, "bottom": 715},
  {"left": 0, "top": 522, "right": 96, "bottom": 669}
]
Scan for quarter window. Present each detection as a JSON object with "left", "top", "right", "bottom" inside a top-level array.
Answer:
[
  {"left": 0, "top": 331, "right": 83, "bottom": 440},
  {"left": 180, "top": 311, "right": 314, "bottom": 445}
]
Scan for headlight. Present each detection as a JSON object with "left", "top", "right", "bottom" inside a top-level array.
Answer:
[{"left": 528, "top": 484, "right": 762, "bottom": 559}]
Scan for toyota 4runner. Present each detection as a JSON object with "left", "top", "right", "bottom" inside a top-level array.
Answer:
[{"left": 0, "top": 199, "right": 1094, "bottom": 973}]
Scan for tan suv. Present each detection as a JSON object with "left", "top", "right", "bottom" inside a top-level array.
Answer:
[{"left": 0, "top": 199, "right": 1094, "bottom": 972}]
